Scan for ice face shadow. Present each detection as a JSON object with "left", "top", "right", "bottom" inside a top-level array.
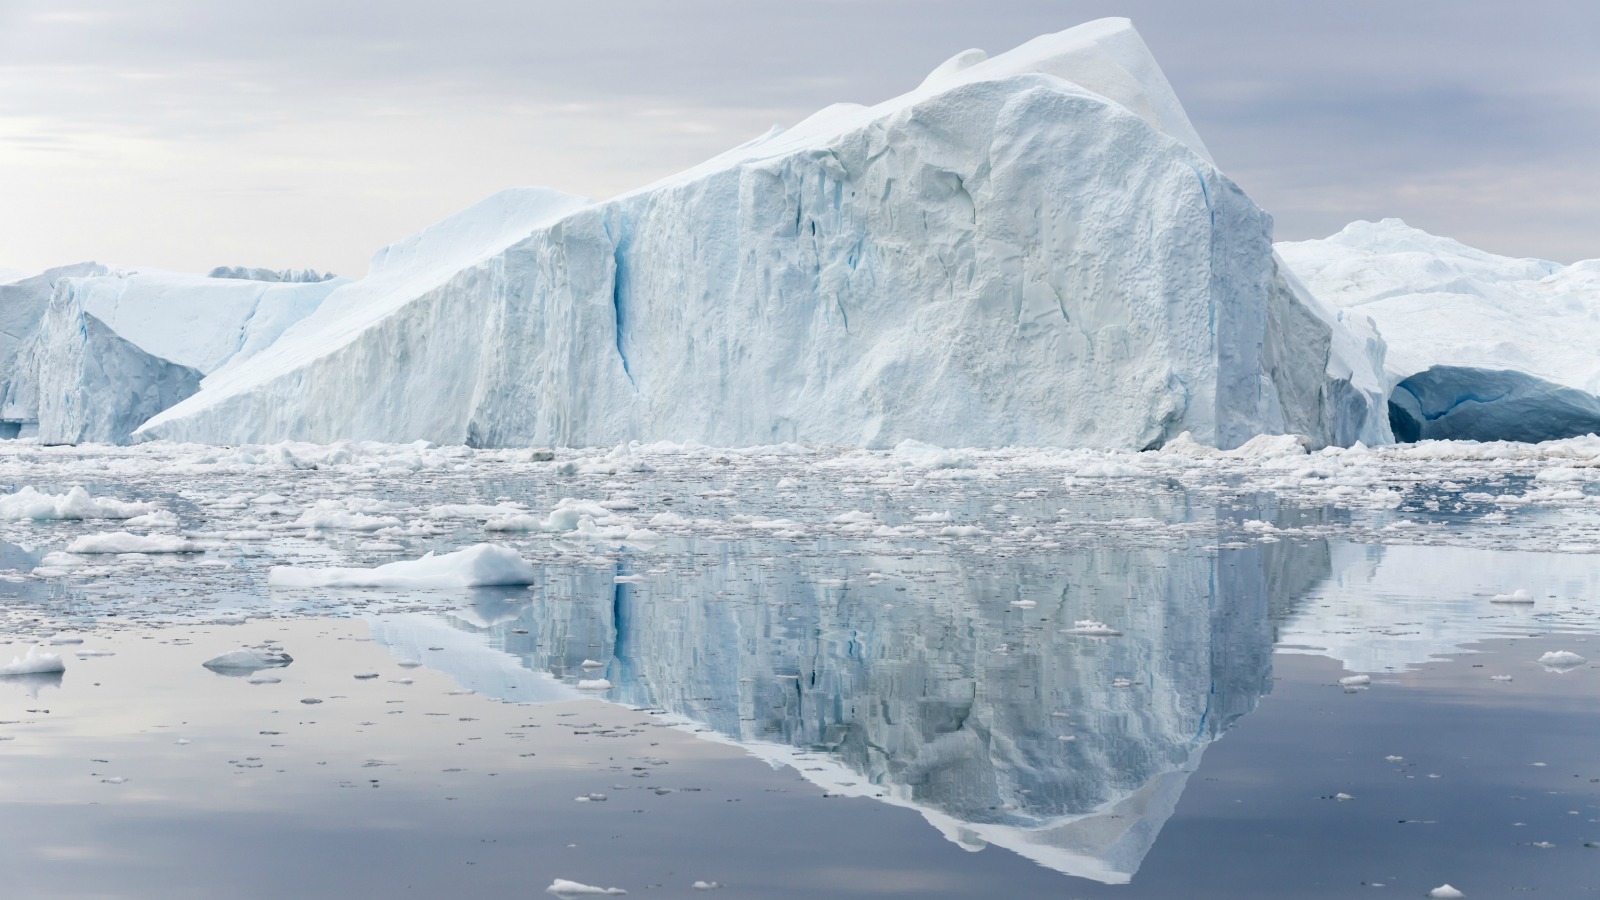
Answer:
[{"left": 371, "top": 509, "right": 1334, "bottom": 883}]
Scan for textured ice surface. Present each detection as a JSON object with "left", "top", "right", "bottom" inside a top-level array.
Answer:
[
  {"left": 1280, "top": 219, "right": 1600, "bottom": 442},
  {"left": 201, "top": 647, "right": 293, "bottom": 670},
  {"left": 64, "top": 532, "right": 196, "bottom": 554},
  {"left": 0, "top": 644, "right": 65, "bottom": 675},
  {"left": 138, "top": 19, "right": 1387, "bottom": 451},
  {"left": 268, "top": 544, "right": 539, "bottom": 588},
  {"left": 2, "top": 267, "right": 342, "bottom": 443},
  {"left": 0, "top": 486, "right": 156, "bottom": 521}
]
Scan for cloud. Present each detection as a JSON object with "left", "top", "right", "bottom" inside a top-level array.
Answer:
[{"left": 0, "top": 0, "right": 1595, "bottom": 273}]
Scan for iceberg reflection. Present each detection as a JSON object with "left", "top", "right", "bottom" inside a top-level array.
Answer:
[{"left": 372, "top": 530, "right": 1329, "bottom": 883}]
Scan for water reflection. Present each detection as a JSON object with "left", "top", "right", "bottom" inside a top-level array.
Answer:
[
  {"left": 372, "top": 531, "right": 1331, "bottom": 883},
  {"left": 1, "top": 670, "right": 63, "bottom": 698}
]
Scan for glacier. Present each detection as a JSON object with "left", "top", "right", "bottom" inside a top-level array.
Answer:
[
  {"left": 2, "top": 267, "right": 344, "bottom": 444},
  {"left": 134, "top": 18, "right": 1390, "bottom": 451},
  {"left": 1279, "top": 219, "right": 1600, "bottom": 443}
]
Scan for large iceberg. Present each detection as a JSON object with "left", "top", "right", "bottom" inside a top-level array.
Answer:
[
  {"left": 137, "top": 18, "right": 1389, "bottom": 451},
  {"left": 2, "top": 268, "right": 344, "bottom": 443},
  {"left": 1278, "top": 219, "right": 1600, "bottom": 443}
]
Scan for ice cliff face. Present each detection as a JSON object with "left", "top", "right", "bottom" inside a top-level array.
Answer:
[
  {"left": 137, "top": 18, "right": 1389, "bottom": 451},
  {"left": 1279, "top": 219, "right": 1600, "bottom": 443},
  {"left": 2, "top": 269, "right": 344, "bottom": 443}
]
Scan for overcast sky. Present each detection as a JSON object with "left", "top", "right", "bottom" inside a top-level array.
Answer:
[{"left": 2, "top": 0, "right": 1596, "bottom": 278}]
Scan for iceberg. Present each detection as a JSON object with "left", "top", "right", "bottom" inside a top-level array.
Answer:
[
  {"left": 0, "top": 645, "right": 66, "bottom": 676},
  {"left": 137, "top": 18, "right": 1388, "bottom": 451},
  {"left": 267, "top": 543, "right": 539, "bottom": 588},
  {"left": 1278, "top": 219, "right": 1600, "bottom": 443},
  {"left": 2, "top": 267, "right": 344, "bottom": 444}
]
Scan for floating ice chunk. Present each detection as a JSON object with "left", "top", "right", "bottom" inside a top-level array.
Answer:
[
  {"left": 539, "top": 499, "right": 614, "bottom": 532},
  {"left": 1064, "top": 620, "right": 1122, "bottom": 636},
  {"left": 267, "top": 543, "right": 537, "bottom": 588},
  {"left": 74, "top": 648, "right": 114, "bottom": 658},
  {"left": 1427, "top": 886, "right": 1464, "bottom": 899},
  {"left": 1333, "top": 792, "right": 1353, "bottom": 801},
  {"left": 1074, "top": 462, "right": 1143, "bottom": 478},
  {"left": 65, "top": 532, "right": 197, "bottom": 554},
  {"left": 123, "top": 509, "right": 181, "bottom": 529},
  {"left": 1538, "top": 650, "right": 1586, "bottom": 671},
  {"left": 0, "top": 486, "right": 157, "bottom": 521},
  {"left": 202, "top": 647, "right": 293, "bottom": 671},
  {"left": 1490, "top": 589, "right": 1534, "bottom": 604},
  {"left": 48, "top": 633, "right": 84, "bottom": 645},
  {"left": 0, "top": 645, "right": 65, "bottom": 676},
  {"left": 546, "top": 879, "right": 626, "bottom": 896},
  {"left": 1339, "top": 675, "right": 1371, "bottom": 687},
  {"left": 483, "top": 513, "right": 543, "bottom": 532},
  {"left": 939, "top": 525, "right": 984, "bottom": 538},
  {"left": 246, "top": 675, "right": 281, "bottom": 684},
  {"left": 1490, "top": 675, "right": 1513, "bottom": 682},
  {"left": 580, "top": 659, "right": 605, "bottom": 669},
  {"left": 293, "top": 502, "right": 403, "bottom": 531},
  {"left": 101, "top": 776, "right": 128, "bottom": 785},
  {"left": 691, "top": 882, "right": 721, "bottom": 890},
  {"left": 576, "top": 679, "right": 613, "bottom": 691}
]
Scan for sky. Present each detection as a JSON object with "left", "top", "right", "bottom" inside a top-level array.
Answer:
[{"left": 1, "top": 0, "right": 1597, "bottom": 278}]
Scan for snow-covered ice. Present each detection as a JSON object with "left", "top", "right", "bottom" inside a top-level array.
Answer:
[
  {"left": 268, "top": 544, "right": 538, "bottom": 588},
  {"left": 546, "top": 880, "right": 626, "bottom": 896},
  {"left": 1537, "top": 650, "right": 1586, "bottom": 671},
  {"left": 3, "top": 268, "right": 341, "bottom": 443},
  {"left": 65, "top": 532, "right": 197, "bottom": 554},
  {"left": 202, "top": 648, "right": 294, "bottom": 670},
  {"left": 0, "top": 645, "right": 66, "bottom": 675},
  {"left": 0, "top": 485, "right": 156, "bottom": 521},
  {"left": 1280, "top": 219, "right": 1600, "bottom": 443}
]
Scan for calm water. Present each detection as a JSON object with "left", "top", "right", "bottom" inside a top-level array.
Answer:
[{"left": 0, "top": 441, "right": 1596, "bottom": 897}]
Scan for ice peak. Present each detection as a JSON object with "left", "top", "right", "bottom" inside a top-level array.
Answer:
[
  {"left": 924, "top": 17, "right": 1213, "bottom": 163},
  {"left": 918, "top": 48, "right": 990, "bottom": 90}
]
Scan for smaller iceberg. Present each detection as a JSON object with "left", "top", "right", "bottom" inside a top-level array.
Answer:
[{"left": 268, "top": 544, "right": 538, "bottom": 589}]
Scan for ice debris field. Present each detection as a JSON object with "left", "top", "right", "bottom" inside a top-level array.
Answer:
[
  {"left": 1, "top": 15, "right": 1597, "bottom": 900},
  {"left": 0, "top": 436, "right": 1596, "bottom": 897}
]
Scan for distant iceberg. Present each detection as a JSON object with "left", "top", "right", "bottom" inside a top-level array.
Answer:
[
  {"left": 1, "top": 267, "right": 344, "bottom": 443},
  {"left": 133, "top": 18, "right": 1389, "bottom": 451},
  {"left": 1279, "top": 218, "right": 1600, "bottom": 443}
]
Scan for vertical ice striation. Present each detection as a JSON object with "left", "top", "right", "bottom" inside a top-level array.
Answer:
[{"left": 136, "top": 18, "right": 1389, "bottom": 451}]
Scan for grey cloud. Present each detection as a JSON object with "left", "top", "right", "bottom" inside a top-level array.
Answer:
[{"left": 0, "top": 0, "right": 1596, "bottom": 271}]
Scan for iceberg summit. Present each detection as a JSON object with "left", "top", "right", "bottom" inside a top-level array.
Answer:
[{"left": 112, "top": 18, "right": 1389, "bottom": 451}]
